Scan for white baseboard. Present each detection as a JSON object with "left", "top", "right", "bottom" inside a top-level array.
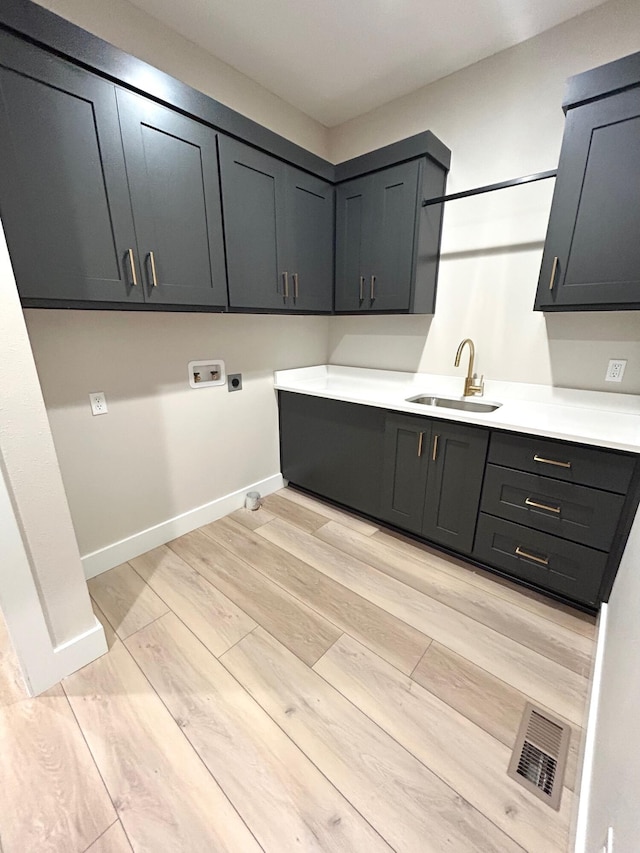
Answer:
[
  {"left": 573, "top": 602, "right": 609, "bottom": 853},
  {"left": 81, "top": 473, "right": 284, "bottom": 579}
]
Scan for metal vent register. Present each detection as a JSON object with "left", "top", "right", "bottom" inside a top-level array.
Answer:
[{"left": 507, "top": 703, "right": 570, "bottom": 810}]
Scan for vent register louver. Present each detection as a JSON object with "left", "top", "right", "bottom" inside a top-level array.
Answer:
[{"left": 507, "top": 703, "right": 571, "bottom": 810}]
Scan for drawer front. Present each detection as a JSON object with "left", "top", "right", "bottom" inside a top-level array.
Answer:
[
  {"left": 481, "top": 464, "right": 624, "bottom": 550},
  {"left": 489, "top": 432, "right": 635, "bottom": 494},
  {"left": 474, "top": 514, "right": 606, "bottom": 605}
]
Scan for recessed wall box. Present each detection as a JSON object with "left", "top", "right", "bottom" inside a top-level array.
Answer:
[{"left": 188, "top": 360, "right": 226, "bottom": 389}]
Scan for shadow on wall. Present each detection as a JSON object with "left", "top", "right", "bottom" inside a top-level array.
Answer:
[
  {"left": 329, "top": 314, "right": 434, "bottom": 373},
  {"left": 545, "top": 313, "right": 640, "bottom": 394}
]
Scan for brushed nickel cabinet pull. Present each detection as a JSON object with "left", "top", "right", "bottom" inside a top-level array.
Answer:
[
  {"left": 370, "top": 274, "right": 376, "bottom": 300},
  {"left": 533, "top": 454, "right": 571, "bottom": 469},
  {"left": 148, "top": 251, "right": 158, "bottom": 287},
  {"left": 293, "top": 273, "right": 299, "bottom": 299},
  {"left": 417, "top": 432, "right": 424, "bottom": 458},
  {"left": 127, "top": 248, "right": 138, "bottom": 286},
  {"left": 549, "top": 256, "right": 559, "bottom": 291},
  {"left": 282, "top": 271, "right": 289, "bottom": 298},
  {"left": 525, "top": 497, "right": 561, "bottom": 514},
  {"left": 515, "top": 546, "right": 549, "bottom": 566},
  {"left": 432, "top": 434, "right": 439, "bottom": 462},
  {"left": 359, "top": 276, "right": 365, "bottom": 301}
]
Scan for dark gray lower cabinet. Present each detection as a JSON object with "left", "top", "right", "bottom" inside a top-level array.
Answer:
[
  {"left": 278, "top": 393, "right": 386, "bottom": 518},
  {"left": 0, "top": 32, "right": 142, "bottom": 304},
  {"left": 381, "top": 415, "right": 431, "bottom": 533}
]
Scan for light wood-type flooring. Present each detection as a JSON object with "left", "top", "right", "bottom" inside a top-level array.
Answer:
[{"left": 0, "top": 487, "right": 596, "bottom": 852}]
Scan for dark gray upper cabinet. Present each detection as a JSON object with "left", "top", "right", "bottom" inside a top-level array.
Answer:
[
  {"left": 422, "top": 422, "right": 489, "bottom": 553},
  {"left": 219, "top": 136, "right": 333, "bottom": 312},
  {"left": 535, "top": 56, "right": 640, "bottom": 311},
  {"left": 0, "top": 33, "right": 142, "bottom": 304},
  {"left": 116, "top": 90, "right": 227, "bottom": 308},
  {"left": 335, "top": 157, "right": 446, "bottom": 314}
]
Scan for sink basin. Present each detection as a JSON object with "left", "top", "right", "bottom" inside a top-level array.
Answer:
[{"left": 406, "top": 394, "right": 502, "bottom": 414}]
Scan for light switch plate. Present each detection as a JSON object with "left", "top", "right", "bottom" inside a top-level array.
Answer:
[{"left": 89, "top": 392, "right": 108, "bottom": 416}]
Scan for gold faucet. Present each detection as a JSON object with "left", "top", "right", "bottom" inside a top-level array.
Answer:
[{"left": 455, "top": 338, "right": 484, "bottom": 397}]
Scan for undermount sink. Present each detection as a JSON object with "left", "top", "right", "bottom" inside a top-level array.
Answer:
[{"left": 406, "top": 394, "right": 502, "bottom": 414}]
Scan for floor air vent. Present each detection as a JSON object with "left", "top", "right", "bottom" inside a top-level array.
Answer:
[{"left": 507, "top": 702, "right": 570, "bottom": 810}]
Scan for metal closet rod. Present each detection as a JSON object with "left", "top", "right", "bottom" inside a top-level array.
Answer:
[{"left": 421, "top": 168, "right": 558, "bottom": 207}]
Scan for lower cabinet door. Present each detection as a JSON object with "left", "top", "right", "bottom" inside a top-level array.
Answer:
[
  {"left": 422, "top": 422, "right": 488, "bottom": 553},
  {"left": 474, "top": 514, "right": 606, "bottom": 605},
  {"left": 278, "top": 392, "right": 386, "bottom": 518},
  {"left": 380, "top": 415, "right": 431, "bottom": 534}
]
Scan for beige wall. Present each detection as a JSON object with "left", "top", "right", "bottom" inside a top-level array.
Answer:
[
  {"left": 34, "top": 0, "right": 329, "bottom": 159},
  {"left": 328, "top": 0, "right": 640, "bottom": 393}
]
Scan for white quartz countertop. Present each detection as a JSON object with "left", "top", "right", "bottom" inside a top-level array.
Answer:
[{"left": 274, "top": 365, "right": 640, "bottom": 453}]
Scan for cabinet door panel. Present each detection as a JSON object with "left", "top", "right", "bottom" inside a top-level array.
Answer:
[
  {"left": 380, "top": 415, "right": 430, "bottom": 534},
  {"left": 219, "top": 136, "right": 287, "bottom": 310},
  {"left": 536, "top": 88, "right": 640, "bottom": 309},
  {"left": 423, "top": 423, "right": 488, "bottom": 553},
  {"left": 117, "top": 90, "right": 227, "bottom": 307},
  {"left": 279, "top": 393, "right": 385, "bottom": 518},
  {"left": 369, "top": 160, "right": 420, "bottom": 311},
  {"left": 286, "top": 169, "right": 333, "bottom": 311},
  {"left": 334, "top": 176, "right": 372, "bottom": 311},
  {"left": 0, "top": 34, "right": 141, "bottom": 303}
]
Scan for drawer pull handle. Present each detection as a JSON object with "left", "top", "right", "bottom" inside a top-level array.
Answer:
[
  {"left": 515, "top": 546, "right": 549, "bottom": 566},
  {"left": 533, "top": 454, "right": 571, "bottom": 469},
  {"left": 370, "top": 274, "right": 376, "bottom": 300},
  {"left": 525, "top": 497, "right": 561, "bottom": 514},
  {"left": 127, "top": 248, "right": 138, "bottom": 286},
  {"left": 148, "top": 250, "right": 158, "bottom": 287},
  {"left": 359, "top": 276, "right": 365, "bottom": 301},
  {"left": 549, "top": 255, "right": 559, "bottom": 291},
  {"left": 293, "top": 272, "right": 299, "bottom": 299},
  {"left": 282, "top": 271, "right": 289, "bottom": 299},
  {"left": 417, "top": 431, "right": 424, "bottom": 458},
  {"left": 432, "top": 434, "right": 439, "bottom": 462}
]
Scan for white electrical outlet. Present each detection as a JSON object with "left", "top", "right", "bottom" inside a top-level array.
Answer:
[
  {"left": 602, "top": 825, "right": 614, "bottom": 853},
  {"left": 89, "top": 392, "right": 108, "bottom": 416},
  {"left": 605, "top": 359, "right": 627, "bottom": 382}
]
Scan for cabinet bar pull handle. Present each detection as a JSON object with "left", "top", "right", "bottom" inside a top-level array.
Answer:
[
  {"left": 370, "top": 275, "right": 376, "bottom": 300},
  {"left": 432, "top": 434, "right": 439, "bottom": 462},
  {"left": 148, "top": 251, "right": 158, "bottom": 287},
  {"left": 282, "top": 272, "right": 289, "bottom": 298},
  {"left": 533, "top": 454, "right": 571, "bottom": 469},
  {"left": 293, "top": 273, "right": 299, "bottom": 299},
  {"left": 359, "top": 276, "right": 365, "bottom": 301},
  {"left": 127, "top": 249, "right": 138, "bottom": 286},
  {"left": 549, "top": 256, "right": 559, "bottom": 291},
  {"left": 515, "top": 546, "right": 549, "bottom": 566},
  {"left": 417, "top": 432, "right": 424, "bottom": 457},
  {"left": 525, "top": 497, "right": 561, "bottom": 514}
]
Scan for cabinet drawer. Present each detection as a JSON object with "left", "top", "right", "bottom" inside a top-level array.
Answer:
[
  {"left": 481, "top": 464, "right": 624, "bottom": 550},
  {"left": 489, "top": 432, "right": 634, "bottom": 494},
  {"left": 474, "top": 514, "right": 606, "bottom": 605}
]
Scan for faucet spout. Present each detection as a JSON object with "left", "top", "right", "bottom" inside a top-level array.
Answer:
[{"left": 454, "top": 338, "right": 484, "bottom": 397}]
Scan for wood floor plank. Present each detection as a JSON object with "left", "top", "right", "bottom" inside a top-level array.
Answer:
[
  {"left": 373, "top": 527, "right": 596, "bottom": 639},
  {"left": 315, "top": 634, "right": 572, "bottom": 853},
  {"left": 129, "top": 545, "right": 256, "bottom": 657},
  {"left": 127, "top": 612, "right": 392, "bottom": 852},
  {"left": 0, "top": 684, "right": 115, "bottom": 853},
  {"left": 201, "top": 516, "right": 431, "bottom": 675},
  {"left": 0, "top": 613, "right": 26, "bottom": 707},
  {"left": 221, "top": 627, "right": 523, "bottom": 853},
  {"left": 412, "top": 642, "right": 581, "bottom": 792},
  {"left": 85, "top": 821, "right": 132, "bottom": 853},
  {"left": 318, "top": 521, "right": 593, "bottom": 676},
  {"left": 169, "top": 529, "right": 340, "bottom": 666},
  {"left": 277, "top": 487, "right": 379, "bottom": 535},
  {"left": 259, "top": 517, "right": 588, "bottom": 725},
  {"left": 63, "top": 639, "right": 261, "bottom": 853},
  {"left": 262, "top": 492, "right": 328, "bottom": 532},
  {"left": 229, "top": 506, "right": 275, "bottom": 530},
  {"left": 88, "top": 563, "right": 169, "bottom": 640}
]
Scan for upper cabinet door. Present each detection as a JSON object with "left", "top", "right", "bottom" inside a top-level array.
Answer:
[
  {"left": 219, "top": 136, "right": 288, "bottom": 310},
  {"left": 116, "top": 90, "right": 227, "bottom": 307},
  {"left": 0, "top": 33, "right": 142, "bottom": 303},
  {"left": 334, "top": 175, "right": 375, "bottom": 311},
  {"left": 535, "top": 87, "right": 640, "bottom": 310},
  {"left": 284, "top": 168, "right": 334, "bottom": 312},
  {"left": 368, "top": 160, "right": 421, "bottom": 312}
]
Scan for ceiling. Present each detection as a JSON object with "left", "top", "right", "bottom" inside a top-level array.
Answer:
[{"left": 127, "top": 0, "right": 610, "bottom": 126}]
